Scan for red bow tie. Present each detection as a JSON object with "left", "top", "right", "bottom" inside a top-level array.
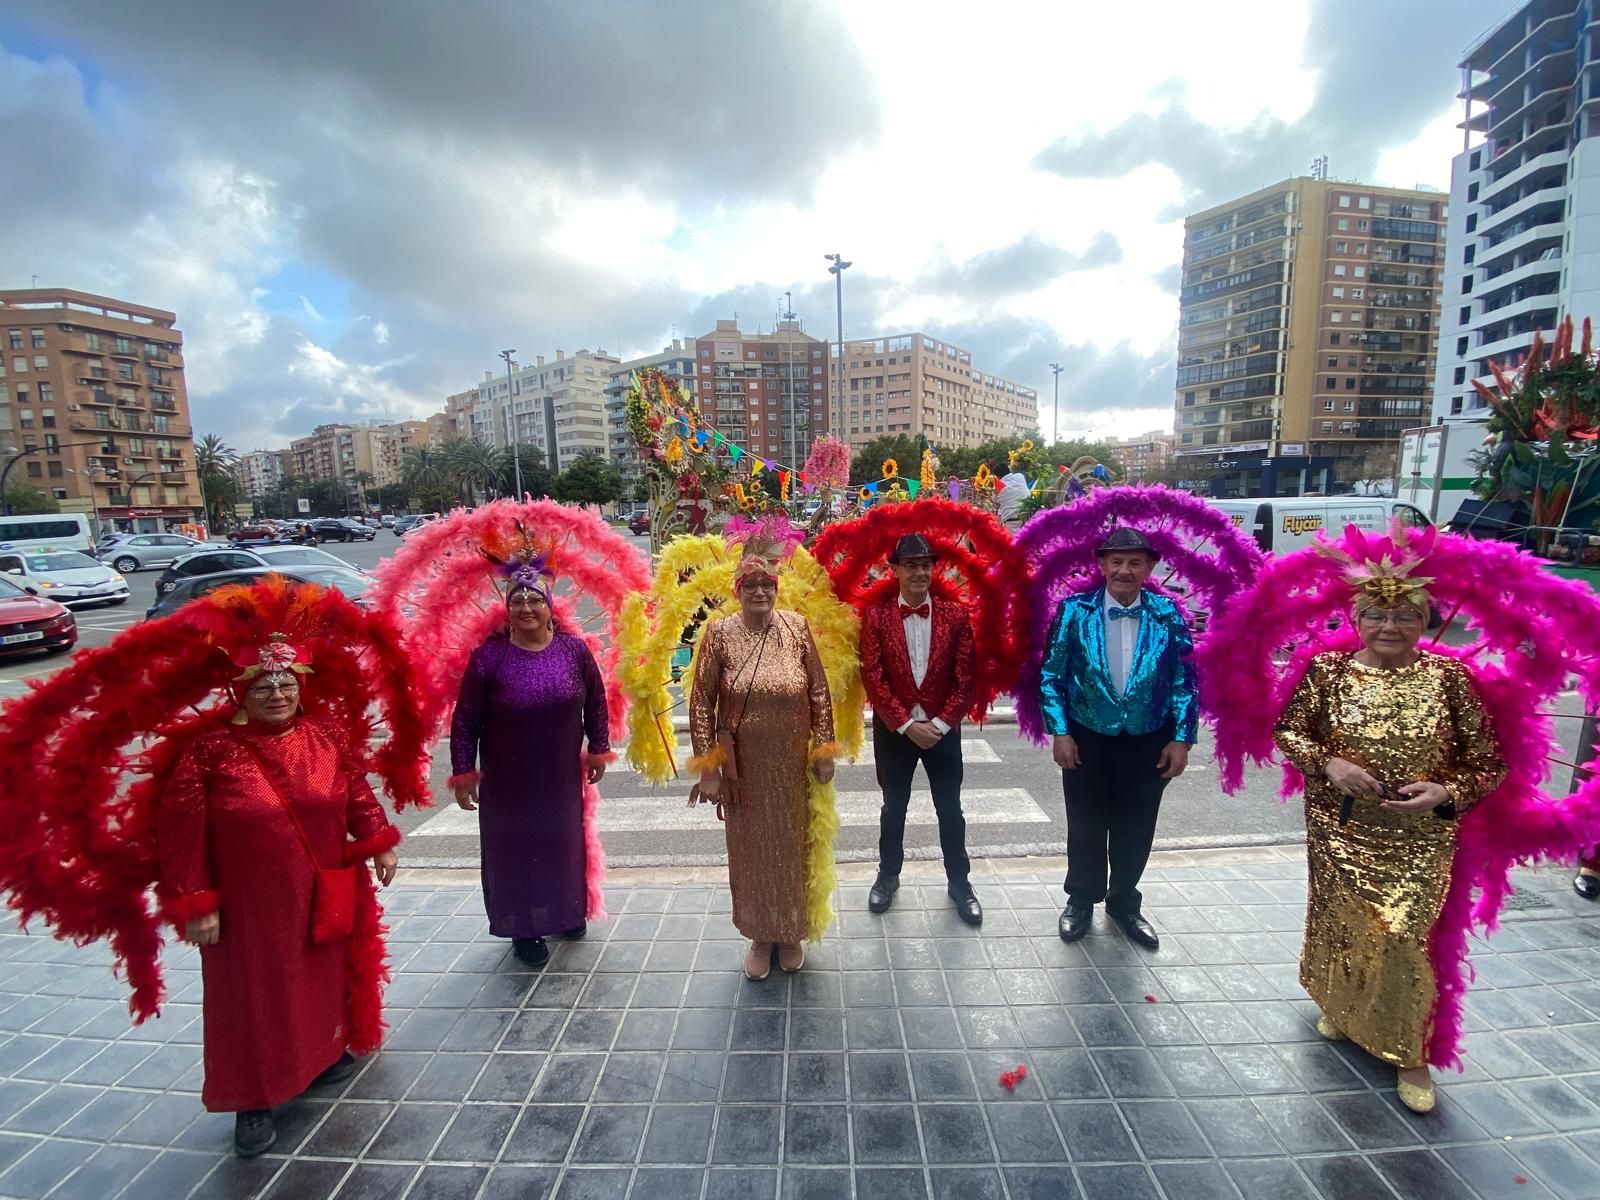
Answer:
[{"left": 899, "top": 602, "right": 930, "bottom": 620}]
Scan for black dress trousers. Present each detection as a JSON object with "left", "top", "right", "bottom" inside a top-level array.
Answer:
[
  {"left": 874, "top": 718, "right": 969, "bottom": 884},
  {"left": 1060, "top": 722, "right": 1175, "bottom": 918}
]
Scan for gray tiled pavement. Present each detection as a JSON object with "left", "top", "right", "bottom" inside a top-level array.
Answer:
[{"left": 4, "top": 848, "right": 1600, "bottom": 1199}]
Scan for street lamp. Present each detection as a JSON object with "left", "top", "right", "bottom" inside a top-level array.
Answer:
[
  {"left": 825, "top": 253, "right": 852, "bottom": 444},
  {"left": 500, "top": 348, "right": 522, "bottom": 498},
  {"left": 1049, "top": 362, "right": 1063, "bottom": 445}
]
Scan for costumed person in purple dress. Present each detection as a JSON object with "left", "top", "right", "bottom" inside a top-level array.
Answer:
[{"left": 449, "top": 560, "right": 612, "bottom": 967}]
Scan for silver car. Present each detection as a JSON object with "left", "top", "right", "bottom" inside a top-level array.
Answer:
[{"left": 99, "top": 532, "right": 206, "bottom": 573}]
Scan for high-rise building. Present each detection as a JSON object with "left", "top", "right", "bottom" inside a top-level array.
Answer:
[
  {"left": 604, "top": 339, "right": 698, "bottom": 496},
  {"left": 368, "top": 420, "right": 426, "bottom": 488},
  {"left": 235, "top": 448, "right": 290, "bottom": 499},
  {"left": 0, "top": 288, "right": 203, "bottom": 532},
  {"left": 475, "top": 349, "right": 619, "bottom": 470},
  {"left": 288, "top": 423, "right": 378, "bottom": 487},
  {"left": 1105, "top": 430, "right": 1175, "bottom": 481},
  {"left": 1433, "top": 0, "right": 1595, "bottom": 429},
  {"left": 1174, "top": 178, "right": 1446, "bottom": 496},
  {"left": 838, "top": 333, "right": 1037, "bottom": 451},
  {"left": 693, "top": 320, "right": 831, "bottom": 466}
]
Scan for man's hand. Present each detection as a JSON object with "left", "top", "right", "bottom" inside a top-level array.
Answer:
[
  {"left": 373, "top": 850, "right": 399, "bottom": 888},
  {"left": 1324, "top": 756, "right": 1383, "bottom": 798},
  {"left": 1156, "top": 741, "right": 1189, "bottom": 780},
  {"left": 906, "top": 721, "right": 942, "bottom": 750},
  {"left": 1383, "top": 781, "right": 1451, "bottom": 813},
  {"left": 1052, "top": 734, "right": 1080, "bottom": 770},
  {"left": 453, "top": 778, "right": 479, "bottom": 811},
  {"left": 185, "top": 913, "right": 220, "bottom": 945},
  {"left": 813, "top": 757, "right": 835, "bottom": 784},
  {"left": 586, "top": 758, "right": 608, "bottom": 785}
]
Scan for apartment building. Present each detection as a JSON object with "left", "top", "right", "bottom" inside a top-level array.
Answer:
[
  {"left": 0, "top": 288, "right": 202, "bottom": 531},
  {"left": 288, "top": 422, "right": 380, "bottom": 487},
  {"left": 475, "top": 349, "right": 620, "bottom": 470},
  {"left": 235, "top": 448, "right": 290, "bottom": 499},
  {"left": 1433, "top": 0, "right": 1599, "bottom": 430},
  {"left": 1174, "top": 178, "right": 1446, "bottom": 496},
  {"left": 368, "top": 420, "right": 426, "bottom": 488},
  {"left": 692, "top": 320, "right": 830, "bottom": 466},
  {"left": 838, "top": 333, "right": 1037, "bottom": 451},
  {"left": 1105, "top": 429, "right": 1175, "bottom": 481},
  {"left": 604, "top": 339, "right": 698, "bottom": 495}
]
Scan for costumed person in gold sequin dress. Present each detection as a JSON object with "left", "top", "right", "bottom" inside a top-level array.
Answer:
[
  {"left": 1273, "top": 558, "right": 1503, "bottom": 1114},
  {"left": 688, "top": 548, "right": 839, "bottom": 981}
]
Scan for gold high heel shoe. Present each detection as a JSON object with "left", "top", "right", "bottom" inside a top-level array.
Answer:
[
  {"left": 1397, "top": 1074, "right": 1436, "bottom": 1114},
  {"left": 1315, "top": 1016, "right": 1346, "bottom": 1041}
]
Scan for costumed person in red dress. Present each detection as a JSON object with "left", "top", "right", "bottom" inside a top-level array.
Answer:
[
  {"left": 0, "top": 578, "right": 429, "bottom": 1158},
  {"left": 858, "top": 533, "right": 981, "bottom": 924}
]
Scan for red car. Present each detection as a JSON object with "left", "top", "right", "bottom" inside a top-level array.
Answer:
[{"left": 0, "top": 573, "right": 76, "bottom": 656}]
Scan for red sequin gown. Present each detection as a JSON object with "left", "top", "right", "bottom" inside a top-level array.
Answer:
[{"left": 158, "top": 719, "right": 399, "bottom": 1112}]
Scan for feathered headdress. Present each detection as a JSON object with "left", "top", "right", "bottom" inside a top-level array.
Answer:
[
  {"left": 726, "top": 512, "right": 803, "bottom": 594},
  {"left": 0, "top": 576, "right": 430, "bottom": 1024},
  {"left": 475, "top": 521, "right": 557, "bottom": 603},
  {"left": 1315, "top": 523, "right": 1436, "bottom": 612}
]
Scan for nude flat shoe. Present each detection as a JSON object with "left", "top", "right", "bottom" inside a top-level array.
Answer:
[
  {"left": 743, "top": 941, "right": 772, "bottom": 981},
  {"left": 778, "top": 942, "right": 805, "bottom": 973},
  {"left": 1315, "top": 1016, "right": 1346, "bottom": 1041}
]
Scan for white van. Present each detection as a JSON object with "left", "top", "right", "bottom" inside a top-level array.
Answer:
[
  {"left": 0, "top": 513, "right": 94, "bottom": 555},
  {"left": 1208, "top": 497, "right": 1433, "bottom": 555}
]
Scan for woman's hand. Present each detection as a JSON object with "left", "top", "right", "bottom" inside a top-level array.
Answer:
[
  {"left": 373, "top": 849, "right": 399, "bottom": 887},
  {"left": 586, "top": 758, "right": 608, "bottom": 786},
  {"left": 185, "top": 913, "right": 220, "bottom": 946},
  {"left": 453, "top": 779, "right": 479, "bottom": 811},
  {"left": 813, "top": 757, "right": 835, "bottom": 784},
  {"left": 692, "top": 770, "right": 722, "bottom": 805},
  {"left": 1324, "top": 757, "right": 1383, "bottom": 798},
  {"left": 1382, "top": 781, "right": 1452, "bottom": 813}
]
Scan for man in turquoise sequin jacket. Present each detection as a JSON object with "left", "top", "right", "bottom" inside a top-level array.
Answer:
[{"left": 1040, "top": 527, "right": 1198, "bottom": 951}]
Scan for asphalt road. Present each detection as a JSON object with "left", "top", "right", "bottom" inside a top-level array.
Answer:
[{"left": 2, "top": 531, "right": 1589, "bottom": 871}]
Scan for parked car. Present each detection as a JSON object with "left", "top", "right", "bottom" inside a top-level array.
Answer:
[
  {"left": 310, "top": 518, "right": 377, "bottom": 542},
  {"left": 627, "top": 509, "right": 651, "bottom": 536},
  {"left": 147, "top": 565, "right": 374, "bottom": 621},
  {"left": 379, "top": 514, "right": 397, "bottom": 528},
  {"left": 97, "top": 532, "right": 206, "bottom": 573},
  {"left": 229, "top": 524, "right": 286, "bottom": 547},
  {"left": 155, "top": 545, "right": 363, "bottom": 596},
  {"left": 0, "top": 546, "right": 130, "bottom": 608},
  {"left": 395, "top": 513, "right": 442, "bottom": 536},
  {"left": 0, "top": 573, "right": 76, "bottom": 656}
]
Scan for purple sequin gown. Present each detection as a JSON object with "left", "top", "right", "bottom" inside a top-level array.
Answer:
[{"left": 451, "top": 631, "right": 609, "bottom": 939}]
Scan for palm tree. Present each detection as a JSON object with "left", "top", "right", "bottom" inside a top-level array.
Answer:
[
  {"left": 194, "top": 433, "right": 240, "bottom": 530},
  {"left": 350, "top": 469, "right": 375, "bottom": 513},
  {"left": 442, "top": 437, "right": 499, "bottom": 505},
  {"left": 400, "top": 446, "right": 447, "bottom": 494},
  {"left": 194, "top": 433, "right": 239, "bottom": 478}
]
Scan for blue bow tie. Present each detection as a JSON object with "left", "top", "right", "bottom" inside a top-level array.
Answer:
[{"left": 1108, "top": 606, "right": 1141, "bottom": 620}]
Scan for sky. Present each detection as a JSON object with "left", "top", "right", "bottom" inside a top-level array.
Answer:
[{"left": 0, "top": 0, "right": 1507, "bottom": 451}]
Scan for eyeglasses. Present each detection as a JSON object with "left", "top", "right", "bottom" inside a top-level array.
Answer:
[
  {"left": 1357, "top": 608, "right": 1424, "bottom": 628},
  {"left": 740, "top": 580, "right": 777, "bottom": 592},
  {"left": 246, "top": 679, "right": 301, "bottom": 698},
  {"left": 508, "top": 596, "right": 548, "bottom": 609}
]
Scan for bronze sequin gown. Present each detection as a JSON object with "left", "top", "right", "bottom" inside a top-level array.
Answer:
[
  {"left": 689, "top": 612, "right": 834, "bottom": 944},
  {"left": 1274, "top": 651, "right": 1504, "bottom": 1068}
]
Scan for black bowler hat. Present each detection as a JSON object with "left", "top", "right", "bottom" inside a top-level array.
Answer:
[
  {"left": 1095, "top": 527, "right": 1159, "bottom": 561},
  {"left": 888, "top": 533, "right": 940, "bottom": 563}
]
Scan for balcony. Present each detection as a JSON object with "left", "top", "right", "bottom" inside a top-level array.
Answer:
[
  {"left": 142, "top": 347, "right": 169, "bottom": 362},
  {"left": 108, "top": 343, "right": 139, "bottom": 360}
]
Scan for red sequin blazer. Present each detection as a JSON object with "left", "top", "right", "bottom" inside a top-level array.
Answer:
[{"left": 858, "top": 596, "right": 976, "bottom": 730}]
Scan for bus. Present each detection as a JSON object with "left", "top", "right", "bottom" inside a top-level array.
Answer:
[{"left": 0, "top": 513, "right": 94, "bottom": 555}]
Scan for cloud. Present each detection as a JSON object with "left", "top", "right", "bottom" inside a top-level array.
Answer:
[{"left": 921, "top": 233, "right": 1122, "bottom": 302}]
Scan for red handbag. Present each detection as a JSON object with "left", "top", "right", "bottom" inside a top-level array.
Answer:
[{"left": 231, "top": 735, "right": 359, "bottom": 944}]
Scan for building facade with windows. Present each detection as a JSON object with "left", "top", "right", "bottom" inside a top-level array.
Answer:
[
  {"left": 1432, "top": 0, "right": 1599, "bottom": 433},
  {"left": 1174, "top": 178, "right": 1446, "bottom": 496},
  {"left": 475, "top": 349, "right": 620, "bottom": 471},
  {"left": 693, "top": 320, "right": 830, "bottom": 467},
  {"left": 0, "top": 288, "right": 202, "bottom": 531},
  {"left": 235, "top": 448, "right": 290, "bottom": 499},
  {"left": 837, "top": 333, "right": 1037, "bottom": 451},
  {"left": 604, "top": 340, "right": 698, "bottom": 497},
  {"left": 1105, "top": 429, "right": 1175, "bottom": 481}
]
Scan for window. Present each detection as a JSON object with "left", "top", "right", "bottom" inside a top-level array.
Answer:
[
  {"left": 1456, "top": 336, "right": 1469, "bottom": 356},
  {"left": 1323, "top": 399, "right": 1335, "bottom": 411},
  {"left": 1332, "top": 312, "right": 1343, "bottom": 323},
  {"left": 1459, "top": 308, "right": 1470, "bottom": 325},
  {"left": 1327, "top": 356, "right": 1339, "bottom": 368},
  {"left": 29, "top": 330, "right": 44, "bottom": 349},
  {"left": 1330, "top": 333, "right": 1341, "bottom": 345},
  {"left": 1358, "top": 220, "right": 1368, "bottom": 231},
  {"left": 1351, "top": 288, "right": 1363, "bottom": 299},
  {"left": 1335, "top": 241, "right": 1347, "bottom": 253},
  {"left": 1326, "top": 378, "right": 1337, "bottom": 390},
  {"left": 1355, "top": 244, "right": 1365, "bottom": 254},
  {"left": 1334, "top": 265, "right": 1346, "bottom": 277},
  {"left": 1322, "top": 421, "right": 1334, "bottom": 433},
  {"left": 1337, "top": 218, "right": 1350, "bottom": 231},
  {"left": 12, "top": 357, "right": 26, "bottom": 373},
  {"left": 1346, "top": 356, "right": 1358, "bottom": 368},
  {"left": 1343, "top": 399, "right": 1355, "bottom": 412},
  {"left": 1345, "top": 378, "right": 1356, "bottom": 390},
  {"left": 1358, "top": 196, "right": 1371, "bottom": 210},
  {"left": 37, "top": 384, "right": 50, "bottom": 403},
  {"left": 1339, "top": 195, "right": 1352, "bottom": 208},
  {"left": 85, "top": 332, "right": 99, "bottom": 351},
  {"left": 31, "top": 356, "right": 46, "bottom": 370},
  {"left": 47, "top": 461, "right": 62, "bottom": 478},
  {"left": 1453, "top": 366, "right": 1466, "bottom": 385},
  {"left": 1352, "top": 266, "right": 1365, "bottom": 278},
  {"left": 1462, "top": 275, "right": 1473, "bottom": 293}
]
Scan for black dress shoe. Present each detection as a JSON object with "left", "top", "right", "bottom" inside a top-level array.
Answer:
[
  {"left": 1112, "top": 912, "right": 1160, "bottom": 949},
  {"left": 563, "top": 922, "right": 588, "bottom": 939},
  {"left": 513, "top": 937, "right": 550, "bottom": 966},
  {"left": 1577, "top": 873, "right": 1600, "bottom": 901},
  {"left": 948, "top": 883, "right": 983, "bottom": 927},
  {"left": 234, "top": 1109, "right": 276, "bottom": 1158},
  {"left": 868, "top": 874, "right": 899, "bottom": 914},
  {"left": 311, "top": 1051, "right": 357, "bottom": 1088},
  {"left": 1058, "top": 905, "right": 1091, "bottom": 942}
]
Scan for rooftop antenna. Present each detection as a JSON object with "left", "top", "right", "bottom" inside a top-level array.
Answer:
[
  {"left": 1310, "top": 155, "right": 1329, "bottom": 181},
  {"left": 781, "top": 290, "right": 796, "bottom": 321}
]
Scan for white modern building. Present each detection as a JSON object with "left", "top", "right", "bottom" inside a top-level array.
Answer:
[
  {"left": 475, "top": 348, "right": 620, "bottom": 471},
  {"left": 1433, "top": 0, "right": 1600, "bottom": 429},
  {"left": 604, "top": 339, "right": 698, "bottom": 497}
]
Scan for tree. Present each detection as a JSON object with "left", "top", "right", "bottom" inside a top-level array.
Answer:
[
  {"left": 400, "top": 446, "right": 448, "bottom": 493},
  {"left": 1336, "top": 443, "right": 1399, "bottom": 496},
  {"left": 552, "top": 451, "right": 624, "bottom": 506},
  {"left": 849, "top": 435, "right": 921, "bottom": 487},
  {"left": 194, "top": 433, "right": 241, "bottom": 529},
  {"left": 370, "top": 482, "right": 409, "bottom": 513},
  {"left": 411, "top": 483, "right": 457, "bottom": 515},
  {"left": 2, "top": 482, "right": 59, "bottom": 515},
  {"left": 350, "top": 470, "right": 376, "bottom": 511},
  {"left": 494, "top": 445, "right": 553, "bottom": 500},
  {"left": 443, "top": 437, "right": 499, "bottom": 505}
]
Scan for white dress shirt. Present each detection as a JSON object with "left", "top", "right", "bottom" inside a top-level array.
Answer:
[
  {"left": 895, "top": 592, "right": 951, "bottom": 735},
  {"left": 1103, "top": 589, "right": 1143, "bottom": 696}
]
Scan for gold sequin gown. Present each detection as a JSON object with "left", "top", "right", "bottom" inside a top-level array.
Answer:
[
  {"left": 689, "top": 612, "right": 835, "bottom": 943},
  {"left": 1274, "top": 651, "right": 1504, "bottom": 1068}
]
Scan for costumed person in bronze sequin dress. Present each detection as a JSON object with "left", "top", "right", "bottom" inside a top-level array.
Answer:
[
  {"left": 1273, "top": 557, "right": 1503, "bottom": 1113},
  {"left": 688, "top": 548, "right": 839, "bottom": 980}
]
